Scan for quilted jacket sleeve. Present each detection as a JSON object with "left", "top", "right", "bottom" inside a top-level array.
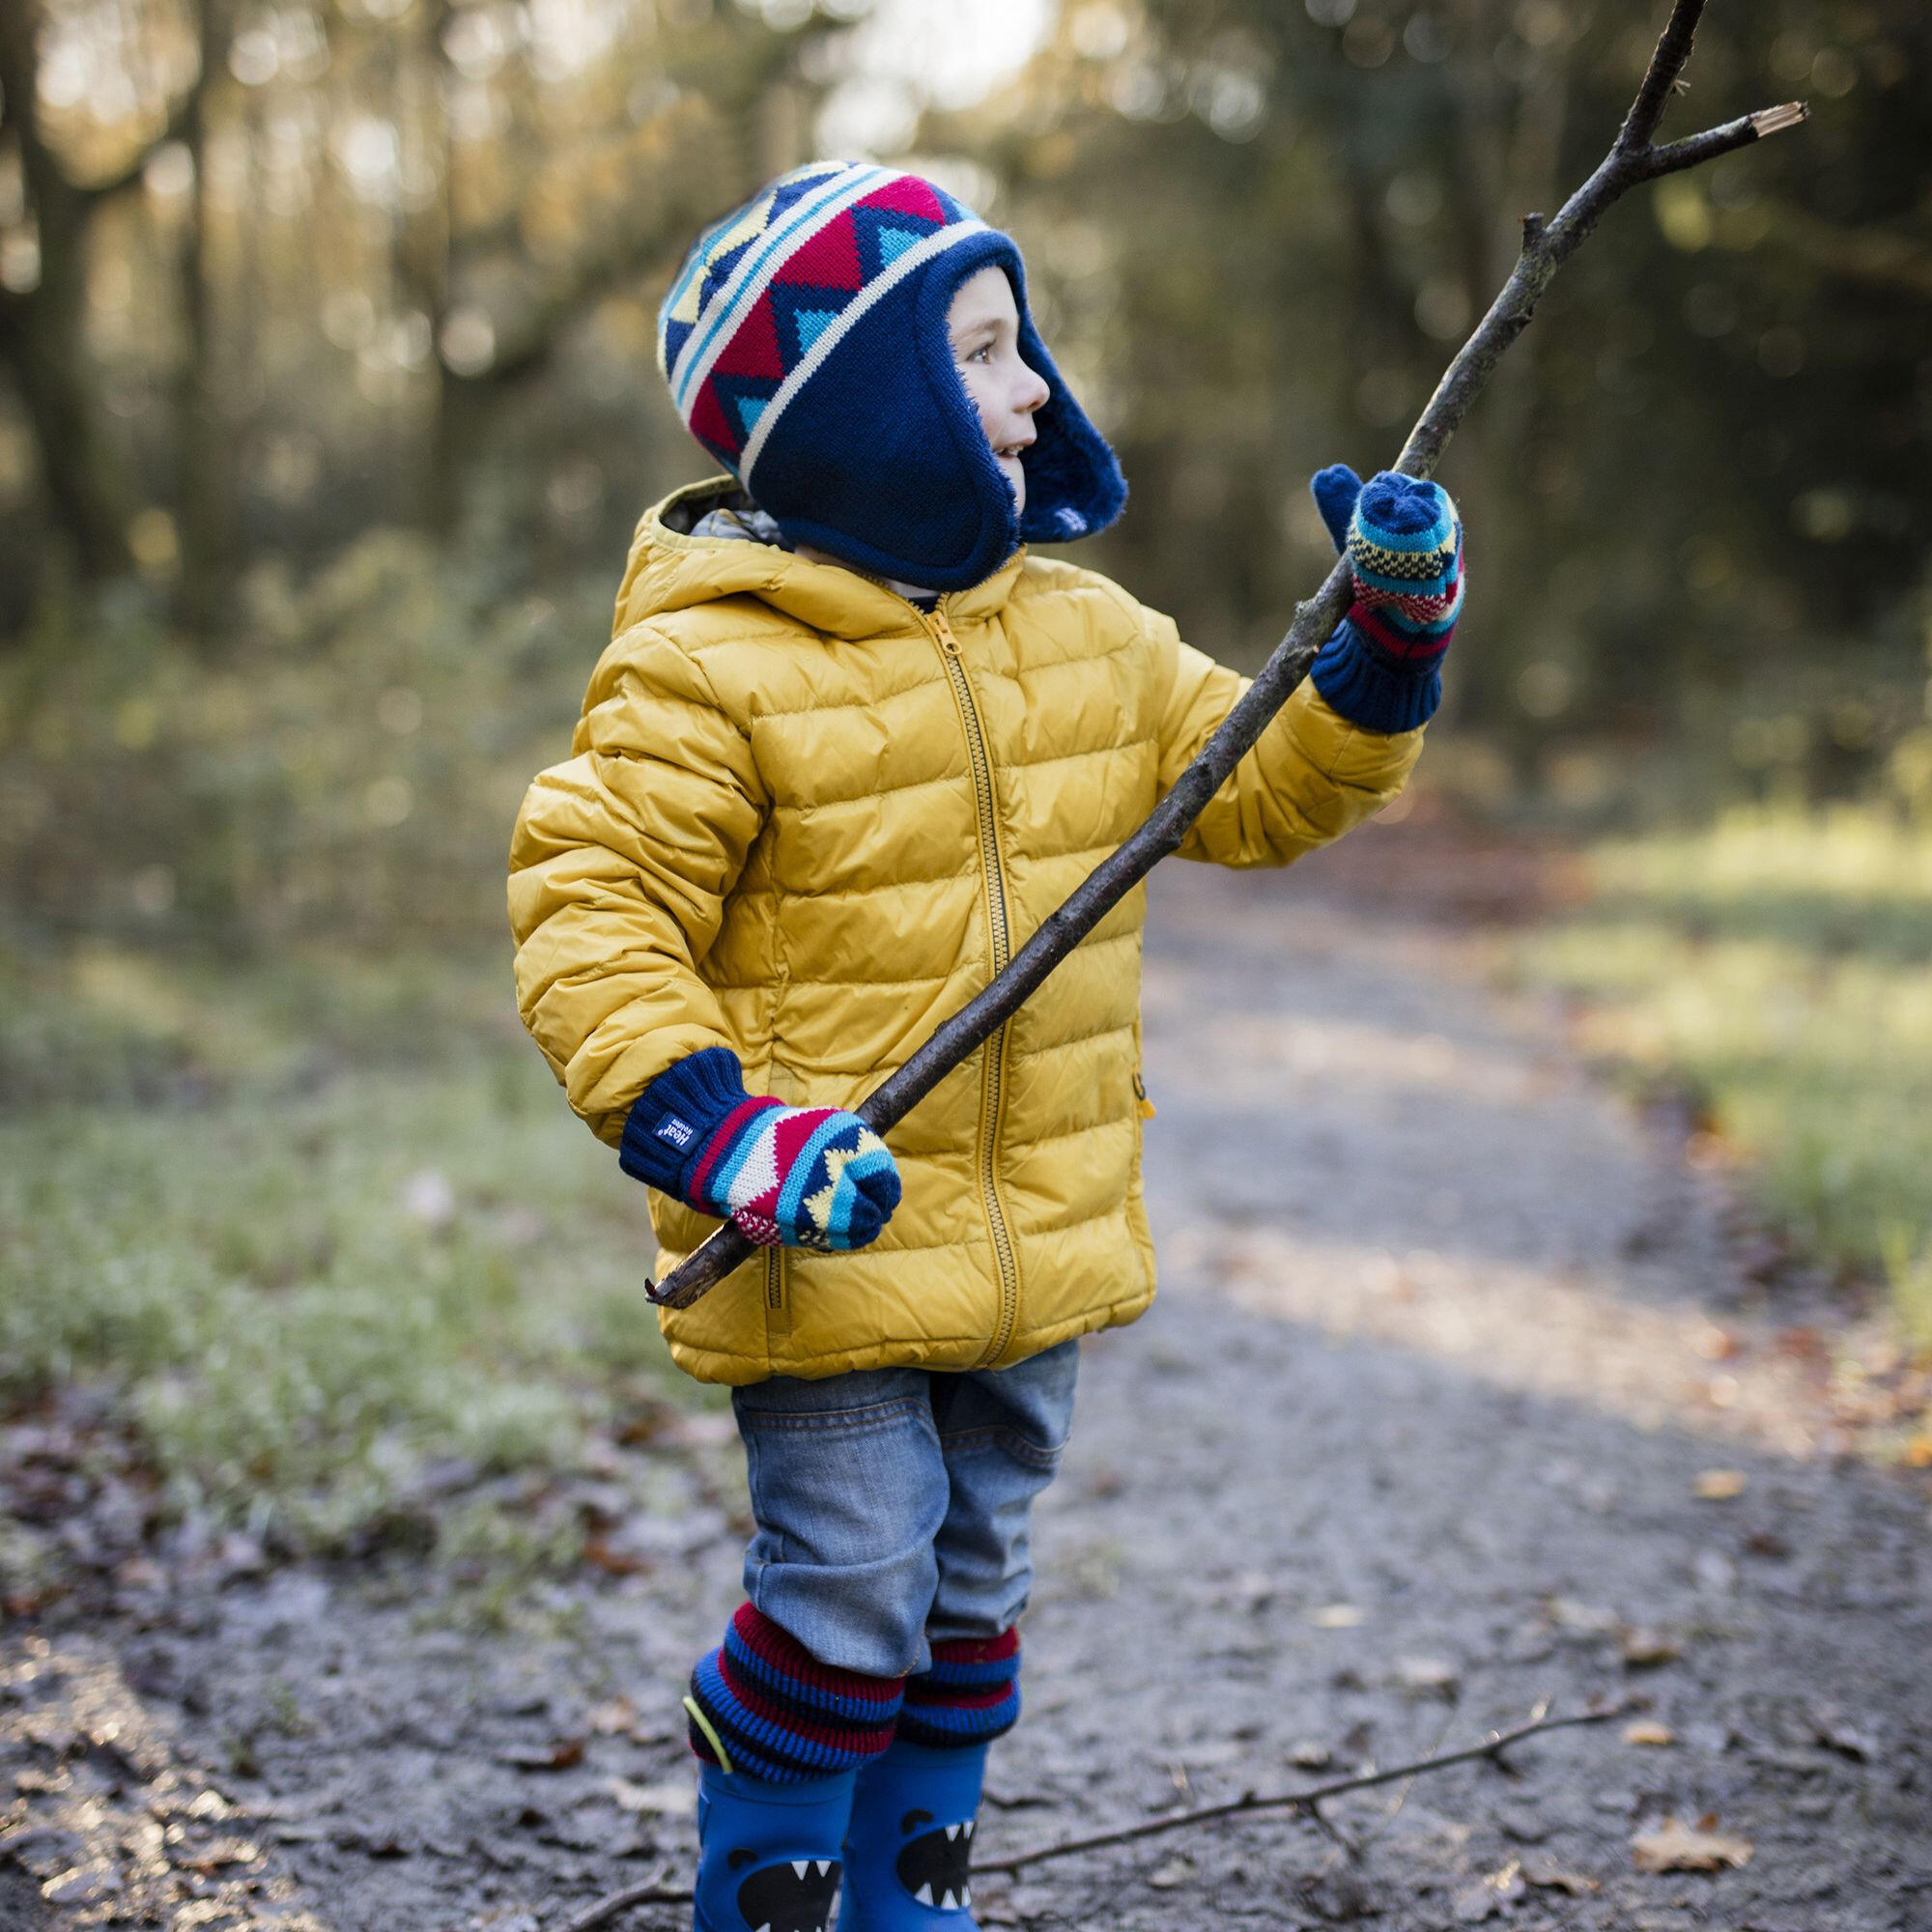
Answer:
[
  {"left": 1146, "top": 599, "right": 1424, "bottom": 867},
  {"left": 507, "top": 624, "right": 767, "bottom": 1146}
]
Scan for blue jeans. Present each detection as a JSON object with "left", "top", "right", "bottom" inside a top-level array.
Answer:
[{"left": 729, "top": 1340, "right": 1079, "bottom": 1680}]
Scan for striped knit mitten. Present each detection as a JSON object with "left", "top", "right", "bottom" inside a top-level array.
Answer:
[
  {"left": 1308, "top": 464, "right": 1464, "bottom": 734},
  {"left": 620, "top": 1046, "right": 901, "bottom": 1251}
]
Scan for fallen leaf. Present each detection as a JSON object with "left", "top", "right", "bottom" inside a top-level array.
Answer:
[
  {"left": 608, "top": 1777, "right": 696, "bottom": 1818},
  {"left": 587, "top": 1697, "right": 638, "bottom": 1737},
  {"left": 498, "top": 1738, "right": 584, "bottom": 1772},
  {"left": 1619, "top": 1626, "right": 1682, "bottom": 1668},
  {"left": 1521, "top": 1854, "right": 1599, "bottom": 1895},
  {"left": 1692, "top": 1468, "right": 1747, "bottom": 1501},
  {"left": 1547, "top": 1596, "right": 1620, "bottom": 1634},
  {"left": 582, "top": 1537, "right": 645, "bottom": 1577},
  {"left": 1451, "top": 1860, "right": 1525, "bottom": 1921},
  {"left": 1308, "top": 1604, "right": 1365, "bottom": 1629},
  {"left": 1395, "top": 1656, "right": 1460, "bottom": 1696},
  {"left": 1147, "top": 1855, "right": 1195, "bottom": 1889},
  {"left": 43, "top": 1864, "right": 124, "bottom": 1907},
  {"left": 1622, "top": 1719, "right": 1675, "bottom": 1747},
  {"left": 1632, "top": 1816, "right": 1753, "bottom": 1873},
  {"left": 173, "top": 1837, "right": 261, "bottom": 1872},
  {"left": 1903, "top": 1435, "right": 1932, "bottom": 1470}
]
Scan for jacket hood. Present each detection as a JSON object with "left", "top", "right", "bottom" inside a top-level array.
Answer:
[{"left": 614, "top": 479, "right": 1026, "bottom": 642}]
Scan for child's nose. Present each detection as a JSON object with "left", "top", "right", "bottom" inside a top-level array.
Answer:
[{"left": 1016, "top": 359, "right": 1051, "bottom": 414}]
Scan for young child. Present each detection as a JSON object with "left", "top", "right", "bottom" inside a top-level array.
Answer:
[{"left": 508, "top": 160, "right": 1463, "bottom": 1932}]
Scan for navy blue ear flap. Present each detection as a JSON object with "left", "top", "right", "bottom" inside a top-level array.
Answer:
[
  {"left": 1006, "top": 254, "right": 1127, "bottom": 547},
  {"left": 913, "top": 240, "right": 1125, "bottom": 565}
]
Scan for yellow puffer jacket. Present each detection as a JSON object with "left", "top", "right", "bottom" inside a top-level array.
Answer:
[{"left": 509, "top": 479, "right": 1424, "bottom": 1384}]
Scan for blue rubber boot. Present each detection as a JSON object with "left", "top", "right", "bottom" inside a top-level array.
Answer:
[
  {"left": 837, "top": 1739, "right": 987, "bottom": 1929},
  {"left": 695, "top": 1760, "right": 855, "bottom": 1932}
]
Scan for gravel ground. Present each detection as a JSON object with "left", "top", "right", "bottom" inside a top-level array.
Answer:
[{"left": 6, "top": 847, "right": 1930, "bottom": 1931}]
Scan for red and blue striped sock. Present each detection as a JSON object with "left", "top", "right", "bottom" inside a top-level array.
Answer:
[
  {"left": 896, "top": 1629, "right": 1021, "bottom": 1749},
  {"left": 687, "top": 1604, "right": 904, "bottom": 1783}
]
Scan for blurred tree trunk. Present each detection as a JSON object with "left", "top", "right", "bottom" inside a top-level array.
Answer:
[
  {"left": 428, "top": 89, "right": 751, "bottom": 538},
  {"left": 402, "top": 0, "right": 453, "bottom": 531},
  {"left": 175, "top": 0, "right": 239, "bottom": 638},
  {"left": 0, "top": 0, "right": 142, "bottom": 583}
]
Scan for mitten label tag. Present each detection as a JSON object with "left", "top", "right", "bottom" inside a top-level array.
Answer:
[{"left": 656, "top": 1115, "right": 696, "bottom": 1149}]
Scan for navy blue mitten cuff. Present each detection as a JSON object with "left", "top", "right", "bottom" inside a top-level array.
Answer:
[
  {"left": 1310, "top": 618, "right": 1443, "bottom": 735},
  {"left": 619, "top": 1047, "right": 752, "bottom": 1192}
]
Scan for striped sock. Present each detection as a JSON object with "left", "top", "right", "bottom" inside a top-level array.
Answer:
[
  {"left": 897, "top": 1629, "right": 1021, "bottom": 1749},
  {"left": 687, "top": 1604, "right": 904, "bottom": 1783}
]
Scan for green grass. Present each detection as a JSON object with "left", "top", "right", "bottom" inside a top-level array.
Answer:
[
  {"left": 1519, "top": 805, "right": 1932, "bottom": 1350},
  {"left": 0, "top": 537, "right": 729, "bottom": 1605},
  {"left": 0, "top": 947, "right": 714, "bottom": 1592}
]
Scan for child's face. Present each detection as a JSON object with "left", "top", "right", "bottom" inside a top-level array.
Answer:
[{"left": 947, "top": 266, "right": 1050, "bottom": 516}]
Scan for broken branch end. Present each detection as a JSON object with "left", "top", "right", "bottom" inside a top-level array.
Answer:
[{"left": 1749, "top": 99, "right": 1809, "bottom": 138}]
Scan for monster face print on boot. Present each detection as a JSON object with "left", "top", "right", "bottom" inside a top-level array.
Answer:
[
  {"left": 894, "top": 1810, "right": 974, "bottom": 1914},
  {"left": 839, "top": 1736, "right": 989, "bottom": 1929},
  {"left": 693, "top": 1762, "right": 857, "bottom": 1932},
  {"left": 728, "top": 1848, "right": 842, "bottom": 1932}
]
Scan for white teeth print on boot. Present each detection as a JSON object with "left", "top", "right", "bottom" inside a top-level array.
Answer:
[
  {"left": 839, "top": 1738, "right": 988, "bottom": 1928},
  {"left": 693, "top": 1761, "right": 853, "bottom": 1932}
]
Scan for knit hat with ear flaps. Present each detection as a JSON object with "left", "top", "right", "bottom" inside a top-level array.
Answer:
[{"left": 657, "top": 161, "right": 1126, "bottom": 592}]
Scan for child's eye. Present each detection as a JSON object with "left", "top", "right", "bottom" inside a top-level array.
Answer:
[{"left": 965, "top": 343, "right": 993, "bottom": 363}]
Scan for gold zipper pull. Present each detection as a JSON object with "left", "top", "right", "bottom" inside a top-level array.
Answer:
[{"left": 931, "top": 608, "right": 959, "bottom": 652}]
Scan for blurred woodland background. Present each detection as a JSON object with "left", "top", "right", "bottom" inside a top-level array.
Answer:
[{"left": 2, "top": 0, "right": 1929, "bottom": 1583}]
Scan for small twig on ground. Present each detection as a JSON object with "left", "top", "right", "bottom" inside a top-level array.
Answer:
[
  {"left": 549, "top": 1869, "right": 686, "bottom": 1932},
  {"left": 1304, "top": 1797, "right": 1363, "bottom": 1866},
  {"left": 971, "top": 1701, "right": 1630, "bottom": 1879},
  {"left": 546, "top": 1702, "right": 1628, "bottom": 1928},
  {"left": 1344, "top": 1701, "right": 1468, "bottom": 1866}
]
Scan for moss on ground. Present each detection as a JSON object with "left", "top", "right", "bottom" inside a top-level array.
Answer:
[
  {"left": 0, "top": 951, "right": 710, "bottom": 1585},
  {"left": 1519, "top": 806, "right": 1932, "bottom": 1350}
]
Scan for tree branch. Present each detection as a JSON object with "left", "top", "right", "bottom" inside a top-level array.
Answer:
[
  {"left": 549, "top": 1868, "right": 686, "bottom": 1932},
  {"left": 1640, "top": 105, "right": 1806, "bottom": 181},
  {"left": 542, "top": 1702, "right": 1631, "bottom": 1928},
  {"left": 643, "top": 0, "right": 1809, "bottom": 1312},
  {"left": 972, "top": 1699, "right": 1628, "bottom": 1878},
  {"left": 1618, "top": 0, "right": 1705, "bottom": 151}
]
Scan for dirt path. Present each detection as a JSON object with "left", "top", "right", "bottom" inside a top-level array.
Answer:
[{"left": 6, "top": 853, "right": 1931, "bottom": 1931}]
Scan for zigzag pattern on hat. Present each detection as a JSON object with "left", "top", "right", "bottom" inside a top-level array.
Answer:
[{"left": 659, "top": 162, "right": 988, "bottom": 483}]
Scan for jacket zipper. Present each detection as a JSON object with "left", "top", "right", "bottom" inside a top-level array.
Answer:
[{"left": 927, "top": 604, "right": 1021, "bottom": 1367}]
